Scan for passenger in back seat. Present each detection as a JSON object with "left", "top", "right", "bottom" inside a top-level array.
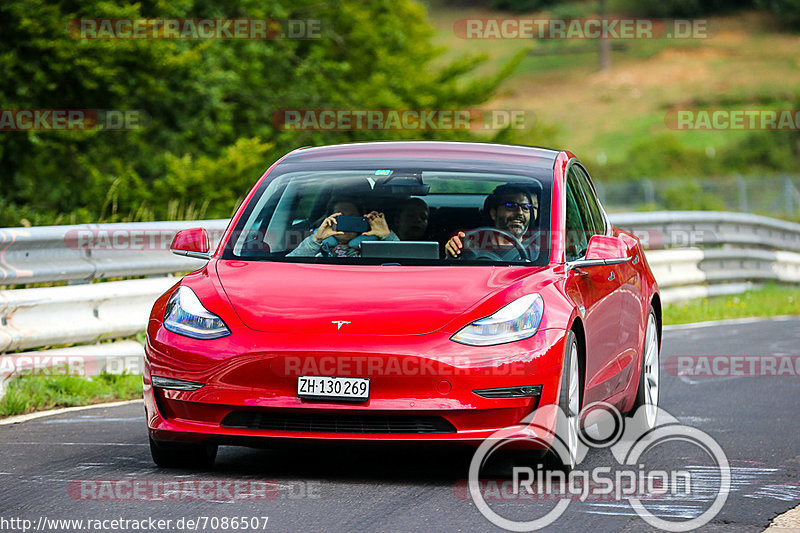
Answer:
[{"left": 394, "top": 198, "right": 429, "bottom": 241}]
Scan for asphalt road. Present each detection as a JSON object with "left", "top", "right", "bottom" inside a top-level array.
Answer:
[{"left": 1, "top": 318, "right": 798, "bottom": 532}]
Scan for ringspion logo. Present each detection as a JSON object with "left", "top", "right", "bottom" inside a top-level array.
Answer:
[{"left": 467, "top": 403, "right": 730, "bottom": 531}]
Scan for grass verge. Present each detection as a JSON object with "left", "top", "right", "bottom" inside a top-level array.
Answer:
[
  {"left": 663, "top": 283, "right": 800, "bottom": 325},
  {"left": 0, "top": 372, "right": 142, "bottom": 418}
]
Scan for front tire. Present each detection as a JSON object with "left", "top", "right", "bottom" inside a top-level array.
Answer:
[
  {"left": 630, "top": 307, "right": 660, "bottom": 430},
  {"left": 149, "top": 437, "right": 217, "bottom": 469},
  {"left": 546, "top": 330, "right": 581, "bottom": 472}
]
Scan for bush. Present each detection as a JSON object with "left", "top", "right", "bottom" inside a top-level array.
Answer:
[
  {"left": 609, "top": 0, "right": 754, "bottom": 17},
  {"left": 719, "top": 131, "right": 799, "bottom": 174},
  {"left": 490, "top": 0, "right": 561, "bottom": 13},
  {"left": 756, "top": 0, "right": 800, "bottom": 27},
  {"left": 596, "top": 133, "right": 715, "bottom": 181},
  {"left": 661, "top": 181, "right": 726, "bottom": 210}
]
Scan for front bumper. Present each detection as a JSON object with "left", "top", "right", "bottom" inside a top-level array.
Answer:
[{"left": 144, "top": 326, "right": 568, "bottom": 447}]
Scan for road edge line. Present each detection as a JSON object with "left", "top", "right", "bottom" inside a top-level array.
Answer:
[
  {"left": 0, "top": 399, "right": 143, "bottom": 426},
  {"left": 664, "top": 315, "right": 799, "bottom": 331},
  {"left": 764, "top": 504, "right": 800, "bottom": 531}
]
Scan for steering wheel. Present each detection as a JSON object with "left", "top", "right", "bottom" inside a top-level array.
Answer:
[{"left": 460, "top": 226, "right": 530, "bottom": 262}]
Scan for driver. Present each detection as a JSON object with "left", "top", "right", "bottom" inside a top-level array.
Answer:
[{"left": 444, "top": 184, "right": 536, "bottom": 260}]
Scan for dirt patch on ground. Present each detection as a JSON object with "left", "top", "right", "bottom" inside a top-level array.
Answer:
[
  {"left": 655, "top": 47, "right": 729, "bottom": 61},
  {"left": 587, "top": 47, "right": 730, "bottom": 89}
]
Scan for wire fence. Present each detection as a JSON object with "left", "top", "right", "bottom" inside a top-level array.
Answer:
[{"left": 597, "top": 175, "right": 800, "bottom": 219}]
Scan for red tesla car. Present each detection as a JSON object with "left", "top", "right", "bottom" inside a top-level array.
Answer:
[{"left": 144, "top": 141, "right": 661, "bottom": 469}]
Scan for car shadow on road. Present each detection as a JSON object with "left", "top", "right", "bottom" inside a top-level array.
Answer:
[
  {"left": 210, "top": 443, "right": 473, "bottom": 484},
  {"left": 201, "top": 442, "right": 545, "bottom": 485}
]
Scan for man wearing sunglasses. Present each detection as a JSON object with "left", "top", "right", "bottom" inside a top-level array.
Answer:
[{"left": 445, "top": 184, "right": 537, "bottom": 260}]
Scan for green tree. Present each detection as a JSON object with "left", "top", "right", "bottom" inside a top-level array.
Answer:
[
  {"left": 755, "top": 0, "right": 800, "bottom": 26},
  {"left": 0, "top": 0, "right": 519, "bottom": 225}
]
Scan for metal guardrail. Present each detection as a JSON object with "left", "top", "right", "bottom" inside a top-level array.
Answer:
[
  {"left": 610, "top": 211, "right": 800, "bottom": 252},
  {"left": 0, "top": 277, "right": 177, "bottom": 353},
  {"left": 0, "top": 220, "right": 229, "bottom": 285},
  {"left": 608, "top": 211, "right": 800, "bottom": 302},
  {"left": 0, "top": 211, "right": 799, "bottom": 390}
]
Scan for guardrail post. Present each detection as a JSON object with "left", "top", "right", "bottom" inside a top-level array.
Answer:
[
  {"left": 785, "top": 174, "right": 796, "bottom": 217},
  {"left": 643, "top": 179, "right": 655, "bottom": 205},
  {"left": 736, "top": 174, "right": 747, "bottom": 212},
  {"left": 594, "top": 181, "right": 606, "bottom": 204}
]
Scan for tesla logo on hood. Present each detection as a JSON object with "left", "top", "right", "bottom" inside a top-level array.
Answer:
[{"left": 331, "top": 320, "right": 351, "bottom": 330}]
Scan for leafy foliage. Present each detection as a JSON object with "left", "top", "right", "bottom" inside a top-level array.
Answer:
[
  {"left": 608, "top": 0, "right": 755, "bottom": 17},
  {"left": 755, "top": 0, "right": 800, "bottom": 26},
  {"left": 596, "top": 127, "right": 799, "bottom": 182},
  {"left": 661, "top": 181, "right": 725, "bottom": 210},
  {"left": 489, "top": 0, "right": 561, "bottom": 13},
  {"left": 0, "top": 0, "right": 518, "bottom": 226}
]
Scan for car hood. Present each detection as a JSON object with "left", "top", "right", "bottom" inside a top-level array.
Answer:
[{"left": 215, "top": 260, "right": 545, "bottom": 335}]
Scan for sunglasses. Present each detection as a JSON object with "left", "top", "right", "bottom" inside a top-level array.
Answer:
[{"left": 501, "top": 202, "right": 534, "bottom": 212}]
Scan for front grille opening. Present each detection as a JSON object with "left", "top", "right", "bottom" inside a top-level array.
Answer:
[{"left": 221, "top": 411, "right": 456, "bottom": 434}]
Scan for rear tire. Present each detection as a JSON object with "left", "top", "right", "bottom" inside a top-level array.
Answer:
[{"left": 149, "top": 437, "right": 217, "bottom": 469}]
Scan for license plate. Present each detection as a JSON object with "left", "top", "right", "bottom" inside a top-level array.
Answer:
[{"left": 297, "top": 376, "right": 370, "bottom": 401}]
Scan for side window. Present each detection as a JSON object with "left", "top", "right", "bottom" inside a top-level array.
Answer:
[
  {"left": 574, "top": 166, "right": 605, "bottom": 236},
  {"left": 565, "top": 173, "right": 590, "bottom": 262}
]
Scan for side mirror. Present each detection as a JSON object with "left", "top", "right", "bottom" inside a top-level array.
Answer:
[
  {"left": 567, "top": 235, "right": 631, "bottom": 269},
  {"left": 170, "top": 228, "right": 212, "bottom": 260}
]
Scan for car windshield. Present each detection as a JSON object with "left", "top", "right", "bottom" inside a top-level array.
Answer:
[{"left": 223, "top": 164, "right": 552, "bottom": 266}]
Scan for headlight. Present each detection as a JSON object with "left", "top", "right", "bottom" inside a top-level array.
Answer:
[
  {"left": 451, "top": 293, "right": 544, "bottom": 346},
  {"left": 164, "top": 286, "right": 231, "bottom": 340}
]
